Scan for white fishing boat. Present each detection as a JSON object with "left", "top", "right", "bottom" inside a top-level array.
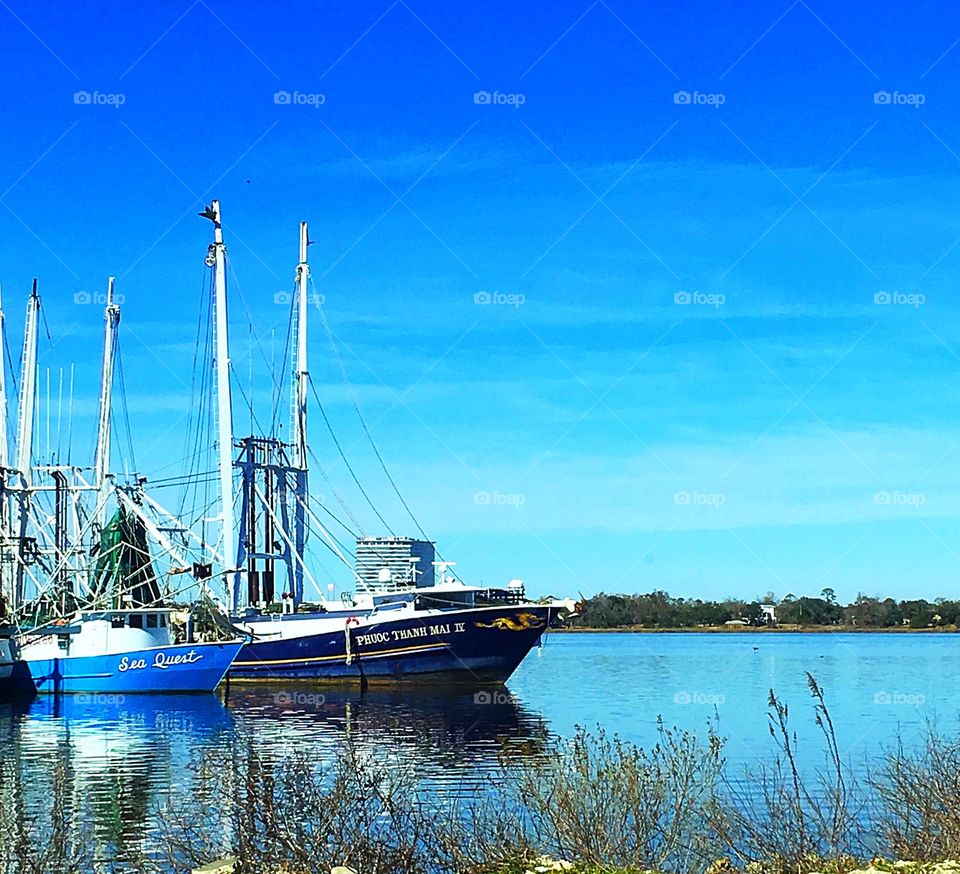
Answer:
[
  {"left": 137, "top": 201, "right": 576, "bottom": 686},
  {"left": 0, "top": 281, "right": 243, "bottom": 697}
]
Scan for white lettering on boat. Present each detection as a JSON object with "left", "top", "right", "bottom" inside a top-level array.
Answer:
[
  {"left": 354, "top": 631, "right": 391, "bottom": 646},
  {"left": 118, "top": 650, "right": 203, "bottom": 672},
  {"left": 117, "top": 657, "right": 146, "bottom": 672},
  {"left": 353, "top": 623, "right": 467, "bottom": 649},
  {"left": 153, "top": 650, "right": 203, "bottom": 669}
]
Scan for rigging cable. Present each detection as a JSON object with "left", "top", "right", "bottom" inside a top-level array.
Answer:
[
  {"left": 312, "top": 299, "right": 435, "bottom": 544},
  {"left": 307, "top": 487, "right": 360, "bottom": 548},
  {"left": 268, "top": 288, "right": 294, "bottom": 439},
  {"left": 230, "top": 363, "right": 270, "bottom": 438},
  {"left": 176, "top": 266, "right": 211, "bottom": 521},
  {"left": 305, "top": 441, "right": 365, "bottom": 534},
  {"left": 3, "top": 322, "right": 18, "bottom": 457},
  {"left": 224, "top": 261, "right": 290, "bottom": 438},
  {"left": 311, "top": 300, "right": 463, "bottom": 581},
  {"left": 307, "top": 375, "right": 392, "bottom": 535},
  {"left": 113, "top": 335, "right": 138, "bottom": 476}
]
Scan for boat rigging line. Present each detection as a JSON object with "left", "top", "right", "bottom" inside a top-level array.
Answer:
[
  {"left": 307, "top": 374, "right": 390, "bottom": 536},
  {"left": 311, "top": 297, "right": 463, "bottom": 582}
]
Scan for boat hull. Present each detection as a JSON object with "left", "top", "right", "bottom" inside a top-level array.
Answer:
[
  {"left": 230, "top": 605, "right": 550, "bottom": 685},
  {"left": 0, "top": 634, "right": 30, "bottom": 699},
  {"left": 11, "top": 641, "right": 243, "bottom": 695}
]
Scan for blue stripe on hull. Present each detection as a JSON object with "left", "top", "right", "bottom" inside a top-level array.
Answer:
[
  {"left": 230, "top": 606, "right": 549, "bottom": 685},
  {"left": 18, "top": 641, "right": 243, "bottom": 695}
]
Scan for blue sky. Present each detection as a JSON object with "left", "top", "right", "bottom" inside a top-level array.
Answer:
[{"left": 3, "top": 0, "right": 960, "bottom": 602}]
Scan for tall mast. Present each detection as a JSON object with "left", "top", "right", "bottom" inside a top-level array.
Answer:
[
  {"left": 93, "top": 277, "right": 120, "bottom": 528},
  {"left": 202, "top": 201, "right": 237, "bottom": 595},
  {"left": 0, "top": 286, "right": 7, "bottom": 605},
  {"left": 294, "top": 221, "right": 309, "bottom": 469},
  {"left": 292, "top": 222, "right": 310, "bottom": 603},
  {"left": 16, "top": 283, "right": 39, "bottom": 489},
  {"left": 0, "top": 285, "right": 7, "bottom": 474},
  {"left": 13, "top": 282, "right": 40, "bottom": 608}
]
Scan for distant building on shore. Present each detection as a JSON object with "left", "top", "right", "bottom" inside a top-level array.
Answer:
[
  {"left": 355, "top": 536, "right": 436, "bottom": 592},
  {"left": 759, "top": 604, "right": 778, "bottom": 626}
]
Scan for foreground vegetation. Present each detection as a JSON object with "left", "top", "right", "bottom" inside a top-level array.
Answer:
[
  {"left": 574, "top": 589, "right": 960, "bottom": 629},
  {"left": 7, "top": 675, "right": 960, "bottom": 873}
]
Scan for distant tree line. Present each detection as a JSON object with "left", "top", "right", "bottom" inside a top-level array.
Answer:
[{"left": 575, "top": 588, "right": 960, "bottom": 629}]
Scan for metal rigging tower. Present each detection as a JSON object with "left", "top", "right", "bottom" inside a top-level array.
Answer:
[{"left": 233, "top": 221, "right": 311, "bottom": 610}]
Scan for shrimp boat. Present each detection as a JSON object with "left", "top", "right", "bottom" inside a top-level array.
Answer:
[
  {"left": 229, "top": 572, "right": 556, "bottom": 684},
  {"left": 139, "top": 202, "right": 573, "bottom": 686},
  {"left": 0, "top": 283, "right": 243, "bottom": 697},
  {"left": 13, "top": 608, "right": 242, "bottom": 696}
]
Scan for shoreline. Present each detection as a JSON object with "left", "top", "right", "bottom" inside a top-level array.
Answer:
[{"left": 555, "top": 624, "right": 958, "bottom": 633}]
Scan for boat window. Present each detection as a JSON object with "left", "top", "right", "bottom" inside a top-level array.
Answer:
[
  {"left": 159, "top": 614, "right": 167, "bottom": 627},
  {"left": 111, "top": 615, "right": 125, "bottom": 629},
  {"left": 146, "top": 614, "right": 159, "bottom": 628},
  {"left": 129, "top": 614, "right": 144, "bottom": 629}
]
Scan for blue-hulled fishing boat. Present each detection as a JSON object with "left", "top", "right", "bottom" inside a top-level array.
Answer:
[
  {"left": 132, "top": 203, "right": 574, "bottom": 688},
  {"left": 14, "top": 609, "right": 241, "bottom": 695},
  {"left": 0, "top": 281, "right": 244, "bottom": 698},
  {"left": 231, "top": 593, "right": 552, "bottom": 684}
]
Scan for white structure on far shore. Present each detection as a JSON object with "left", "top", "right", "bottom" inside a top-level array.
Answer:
[{"left": 355, "top": 536, "right": 436, "bottom": 592}]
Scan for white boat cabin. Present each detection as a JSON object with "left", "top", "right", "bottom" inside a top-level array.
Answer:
[{"left": 20, "top": 609, "right": 177, "bottom": 660}]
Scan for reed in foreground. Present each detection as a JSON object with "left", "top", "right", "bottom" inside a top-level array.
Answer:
[{"left": 6, "top": 676, "right": 960, "bottom": 873}]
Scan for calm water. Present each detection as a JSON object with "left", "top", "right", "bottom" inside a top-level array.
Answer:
[{"left": 1, "top": 632, "right": 957, "bottom": 868}]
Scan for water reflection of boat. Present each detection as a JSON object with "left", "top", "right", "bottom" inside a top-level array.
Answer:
[
  {"left": 0, "top": 624, "right": 30, "bottom": 699},
  {"left": 224, "top": 684, "right": 554, "bottom": 775},
  {"left": 0, "top": 694, "right": 235, "bottom": 869}
]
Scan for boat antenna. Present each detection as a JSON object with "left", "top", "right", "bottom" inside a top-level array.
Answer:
[{"left": 201, "top": 200, "right": 238, "bottom": 603}]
